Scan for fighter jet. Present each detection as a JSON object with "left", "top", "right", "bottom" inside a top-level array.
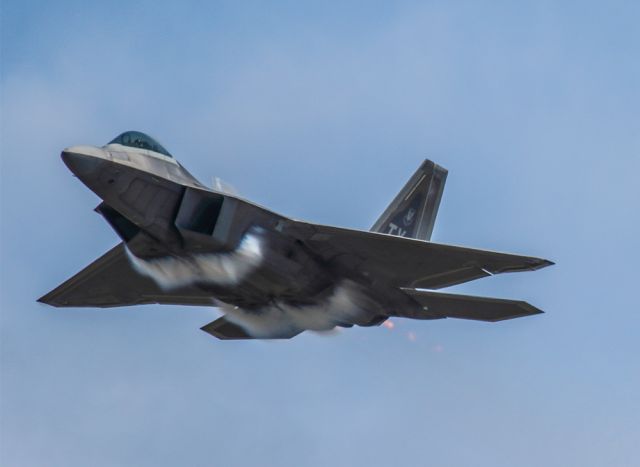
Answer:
[{"left": 38, "top": 131, "right": 553, "bottom": 339}]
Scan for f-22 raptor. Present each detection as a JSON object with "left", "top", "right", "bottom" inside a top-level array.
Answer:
[{"left": 39, "top": 131, "right": 553, "bottom": 339}]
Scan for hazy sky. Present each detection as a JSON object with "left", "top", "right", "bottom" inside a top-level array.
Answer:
[{"left": 2, "top": 1, "right": 639, "bottom": 466}]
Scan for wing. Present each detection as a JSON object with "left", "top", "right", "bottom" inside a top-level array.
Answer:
[
  {"left": 38, "top": 243, "right": 213, "bottom": 307},
  {"left": 401, "top": 289, "right": 543, "bottom": 321},
  {"left": 283, "top": 221, "right": 553, "bottom": 289}
]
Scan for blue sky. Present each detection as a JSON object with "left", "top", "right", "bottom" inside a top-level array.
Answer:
[{"left": 1, "top": 1, "right": 639, "bottom": 466}]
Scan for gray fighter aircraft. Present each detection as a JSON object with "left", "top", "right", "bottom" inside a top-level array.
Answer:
[{"left": 39, "top": 131, "right": 553, "bottom": 339}]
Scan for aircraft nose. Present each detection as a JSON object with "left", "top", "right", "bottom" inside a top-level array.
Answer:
[
  {"left": 61, "top": 151, "right": 99, "bottom": 177},
  {"left": 61, "top": 146, "right": 108, "bottom": 177}
]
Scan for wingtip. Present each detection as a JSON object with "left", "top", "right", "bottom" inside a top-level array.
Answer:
[
  {"left": 37, "top": 291, "right": 65, "bottom": 307},
  {"left": 36, "top": 294, "right": 50, "bottom": 305},
  {"left": 524, "top": 303, "right": 545, "bottom": 316},
  {"left": 529, "top": 258, "right": 554, "bottom": 270}
]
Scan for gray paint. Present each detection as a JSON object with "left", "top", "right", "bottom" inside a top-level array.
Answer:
[{"left": 39, "top": 132, "right": 552, "bottom": 339}]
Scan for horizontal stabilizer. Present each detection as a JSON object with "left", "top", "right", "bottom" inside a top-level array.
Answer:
[
  {"left": 201, "top": 316, "right": 303, "bottom": 340},
  {"left": 401, "top": 289, "right": 544, "bottom": 322}
]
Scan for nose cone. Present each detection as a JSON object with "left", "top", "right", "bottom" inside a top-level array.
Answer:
[
  {"left": 61, "top": 145, "right": 108, "bottom": 177},
  {"left": 61, "top": 151, "right": 98, "bottom": 177}
]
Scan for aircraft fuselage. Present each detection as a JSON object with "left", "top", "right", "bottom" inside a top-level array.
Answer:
[{"left": 61, "top": 143, "right": 399, "bottom": 327}]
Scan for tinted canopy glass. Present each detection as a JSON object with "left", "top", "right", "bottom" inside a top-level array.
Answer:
[{"left": 108, "top": 131, "right": 172, "bottom": 157}]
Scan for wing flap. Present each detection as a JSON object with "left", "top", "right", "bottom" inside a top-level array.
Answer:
[
  {"left": 38, "top": 244, "right": 213, "bottom": 308},
  {"left": 402, "top": 289, "right": 544, "bottom": 322}
]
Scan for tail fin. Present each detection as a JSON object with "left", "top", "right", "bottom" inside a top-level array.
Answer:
[{"left": 371, "top": 159, "right": 447, "bottom": 241}]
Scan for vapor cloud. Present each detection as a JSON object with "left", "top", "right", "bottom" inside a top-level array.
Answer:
[
  {"left": 126, "top": 229, "right": 263, "bottom": 289},
  {"left": 218, "top": 279, "right": 382, "bottom": 338}
]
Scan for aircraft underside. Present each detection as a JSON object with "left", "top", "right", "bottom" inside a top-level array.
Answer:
[
  {"left": 39, "top": 131, "right": 553, "bottom": 340},
  {"left": 122, "top": 224, "right": 405, "bottom": 338}
]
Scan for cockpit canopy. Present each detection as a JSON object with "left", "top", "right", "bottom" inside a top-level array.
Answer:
[{"left": 108, "top": 131, "right": 172, "bottom": 158}]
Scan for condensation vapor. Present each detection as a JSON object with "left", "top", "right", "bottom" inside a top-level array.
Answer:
[
  {"left": 126, "top": 228, "right": 382, "bottom": 338},
  {"left": 218, "top": 280, "right": 379, "bottom": 338},
  {"left": 126, "top": 230, "right": 263, "bottom": 289}
]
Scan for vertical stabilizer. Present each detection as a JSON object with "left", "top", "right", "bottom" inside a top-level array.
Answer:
[{"left": 371, "top": 159, "right": 447, "bottom": 241}]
